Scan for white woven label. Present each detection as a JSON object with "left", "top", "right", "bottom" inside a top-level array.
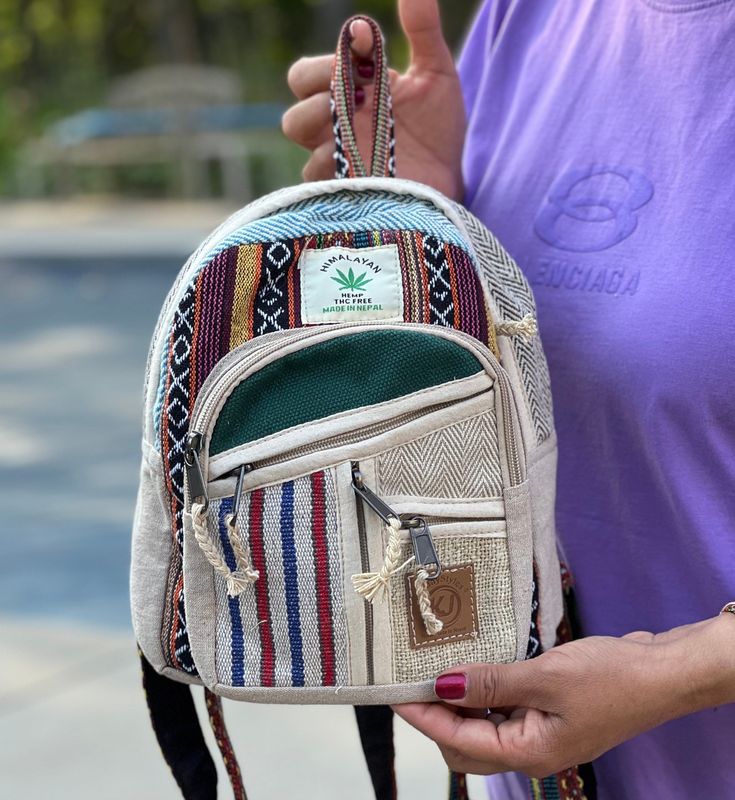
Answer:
[{"left": 299, "top": 244, "right": 403, "bottom": 324}]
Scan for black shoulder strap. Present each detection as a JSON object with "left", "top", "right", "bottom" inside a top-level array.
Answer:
[
  {"left": 140, "top": 651, "right": 219, "bottom": 800},
  {"left": 354, "top": 706, "right": 471, "bottom": 800},
  {"left": 354, "top": 706, "right": 397, "bottom": 800}
]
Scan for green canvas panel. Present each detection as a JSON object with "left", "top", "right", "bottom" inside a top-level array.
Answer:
[{"left": 210, "top": 329, "right": 482, "bottom": 455}]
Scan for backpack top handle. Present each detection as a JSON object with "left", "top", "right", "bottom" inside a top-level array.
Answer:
[{"left": 331, "top": 15, "right": 396, "bottom": 179}]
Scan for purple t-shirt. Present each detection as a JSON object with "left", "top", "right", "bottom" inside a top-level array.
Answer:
[{"left": 458, "top": 1, "right": 735, "bottom": 797}]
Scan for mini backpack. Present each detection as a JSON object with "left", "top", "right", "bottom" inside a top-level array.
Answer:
[{"left": 131, "top": 16, "right": 596, "bottom": 800}]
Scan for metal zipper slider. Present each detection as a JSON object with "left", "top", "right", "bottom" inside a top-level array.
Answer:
[
  {"left": 408, "top": 519, "right": 442, "bottom": 580},
  {"left": 351, "top": 463, "right": 442, "bottom": 580},
  {"left": 185, "top": 431, "right": 208, "bottom": 510},
  {"left": 231, "top": 463, "right": 252, "bottom": 519},
  {"left": 351, "top": 464, "right": 401, "bottom": 528}
]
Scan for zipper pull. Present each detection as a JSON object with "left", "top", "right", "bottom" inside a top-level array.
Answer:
[
  {"left": 351, "top": 463, "right": 442, "bottom": 580},
  {"left": 408, "top": 519, "right": 442, "bottom": 580},
  {"left": 231, "top": 463, "right": 253, "bottom": 519},
  {"left": 351, "top": 464, "right": 401, "bottom": 528},
  {"left": 185, "top": 431, "right": 208, "bottom": 510}
]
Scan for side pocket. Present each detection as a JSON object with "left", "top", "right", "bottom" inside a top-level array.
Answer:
[
  {"left": 130, "top": 440, "right": 173, "bottom": 673},
  {"left": 527, "top": 437, "right": 564, "bottom": 651}
]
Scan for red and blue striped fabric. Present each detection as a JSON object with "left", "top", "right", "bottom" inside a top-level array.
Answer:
[{"left": 213, "top": 470, "right": 347, "bottom": 688}]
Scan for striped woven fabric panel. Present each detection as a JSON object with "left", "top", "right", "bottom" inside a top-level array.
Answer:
[
  {"left": 159, "top": 228, "right": 490, "bottom": 673},
  {"left": 155, "top": 228, "right": 488, "bottom": 442},
  {"left": 211, "top": 471, "right": 348, "bottom": 688}
]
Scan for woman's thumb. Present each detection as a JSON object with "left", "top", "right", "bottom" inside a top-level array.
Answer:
[
  {"left": 434, "top": 661, "right": 541, "bottom": 708},
  {"left": 399, "top": 0, "right": 455, "bottom": 74}
]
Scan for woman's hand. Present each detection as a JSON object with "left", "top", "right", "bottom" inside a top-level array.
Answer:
[
  {"left": 393, "top": 614, "right": 735, "bottom": 778},
  {"left": 281, "top": 0, "right": 465, "bottom": 199}
]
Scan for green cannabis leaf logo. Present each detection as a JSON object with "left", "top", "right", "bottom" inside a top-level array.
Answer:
[{"left": 331, "top": 267, "right": 372, "bottom": 292}]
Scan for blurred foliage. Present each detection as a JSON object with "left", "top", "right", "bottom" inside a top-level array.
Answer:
[{"left": 0, "top": 0, "right": 478, "bottom": 195}]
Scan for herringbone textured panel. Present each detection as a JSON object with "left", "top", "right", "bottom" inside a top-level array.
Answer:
[
  {"left": 377, "top": 411, "right": 502, "bottom": 499},
  {"left": 455, "top": 205, "right": 554, "bottom": 444}
]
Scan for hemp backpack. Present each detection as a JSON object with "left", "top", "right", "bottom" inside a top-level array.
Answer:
[{"left": 131, "top": 16, "right": 594, "bottom": 800}]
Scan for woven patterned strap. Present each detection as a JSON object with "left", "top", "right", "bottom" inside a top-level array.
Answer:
[
  {"left": 205, "top": 689, "right": 248, "bottom": 800},
  {"left": 331, "top": 15, "right": 395, "bottom": 179}
]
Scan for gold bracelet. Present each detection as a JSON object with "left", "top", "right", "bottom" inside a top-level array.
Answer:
[{"left": 720, "top": 602, "right": 735, "bottom": 616}]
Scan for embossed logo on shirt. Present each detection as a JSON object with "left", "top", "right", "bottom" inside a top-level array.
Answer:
[
  {"left": 528, "top": 256, "right": 641, "bottom": 296},
  {"left": 406, "top": 564, "right": 478, "bottom": 649},
  {"left": 535, "top": 165, "right": 654, "bottom": 252}
]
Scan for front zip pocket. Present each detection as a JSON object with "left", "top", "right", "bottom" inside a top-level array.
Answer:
[
  {"left": 186, "top": 321, "right": 524, "bottom": 505},
  {"left": 183, "top": 322, "right": 524, "bottom": 690}
]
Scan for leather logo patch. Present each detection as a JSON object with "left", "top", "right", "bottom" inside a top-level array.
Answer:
[{"left": 406, "top": 564, "right": 478, "bottom": 649}]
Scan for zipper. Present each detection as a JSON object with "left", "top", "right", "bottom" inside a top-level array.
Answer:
[
  {"left": 185, "top": 432, "right": 208, "bottom": 509},
  {"left": 191, "top": 325, "right": 342, "bottom": 451},
  {"left": 351, "top": 464, "right": 401, "bottom": 528},
  {"left": 495, "top": 368, "right": 522, "bottom": 488},
  {"left": 189, "top": 322, "right": 524, "bottom": 492},
  {"left": 351, "top": 464, "right": 441, "bottom": 577},
  {"left": 353, "top": 463, "right": 374, "bottom": 685},
  {"left": 246, "top": 394, "right": 477, "bottom": 474},
  {"left": 350, "top": 461, "right": 444, "bottom": 684}
]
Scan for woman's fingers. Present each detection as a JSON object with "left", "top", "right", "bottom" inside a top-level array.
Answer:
[
  {"left": 459, "top": 706, "right": 491, "bottom": 720},
  {"left": 398, "top": 0, "right": 454, "bottom": 75},
  {"left": 287, "top": 54, "right": 374, "bottom": 103},
  {"left": 287, "top": 56, "right": 334, "bottom": 101},
  {"left": 392, "top": 702, "right": 519, "bottom": 768},
  {"left": 282, "top": 91, "right": 332, "bottom": 149},
  {"left": 434, "top": 661, "right": 542, "bottom": 710},
  {"left": 286, "top": 21, "right": 374, "bottom": 102},
  {"left": 348, "top": 18, "right": 375, "bottom": 60},
  {"left": 302, "top": 140, "right": 335, "bottom": 182},
  {"left": 283, "top": 84, "right": 369, "bottom": 150}
]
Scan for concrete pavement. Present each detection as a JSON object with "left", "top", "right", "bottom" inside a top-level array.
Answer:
[{"left": 0, "top": 616, "right": 486, "bottom": 799}]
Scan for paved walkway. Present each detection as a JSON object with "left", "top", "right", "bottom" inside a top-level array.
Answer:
[{"left": 0, "top": 616, "right": 485, "bottom": 799}]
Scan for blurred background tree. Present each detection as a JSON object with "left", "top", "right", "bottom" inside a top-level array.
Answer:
[{"left": 0, "top": 0, "right": 478, "bottom": 197}]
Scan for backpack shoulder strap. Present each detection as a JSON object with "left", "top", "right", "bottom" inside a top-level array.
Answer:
[
  {"left": 142, "top": 648, "right": 467, "bottom": 800},
  {"left": 354, "top": 706, "right": 397, "bottom": 800},
  {"left": 141, "top": 650, "right": 247, "bottom": 799}
]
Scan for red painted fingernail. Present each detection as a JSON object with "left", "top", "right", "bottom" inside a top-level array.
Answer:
[
  {"left": 354, "top": 86, "right": 365, "bottom": 105},
  {"left": 357, "top": 61, "right": 374, "bottom": 79},
  {"left": 435, "top": 673, "right": 466, "bottom": 700}
]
